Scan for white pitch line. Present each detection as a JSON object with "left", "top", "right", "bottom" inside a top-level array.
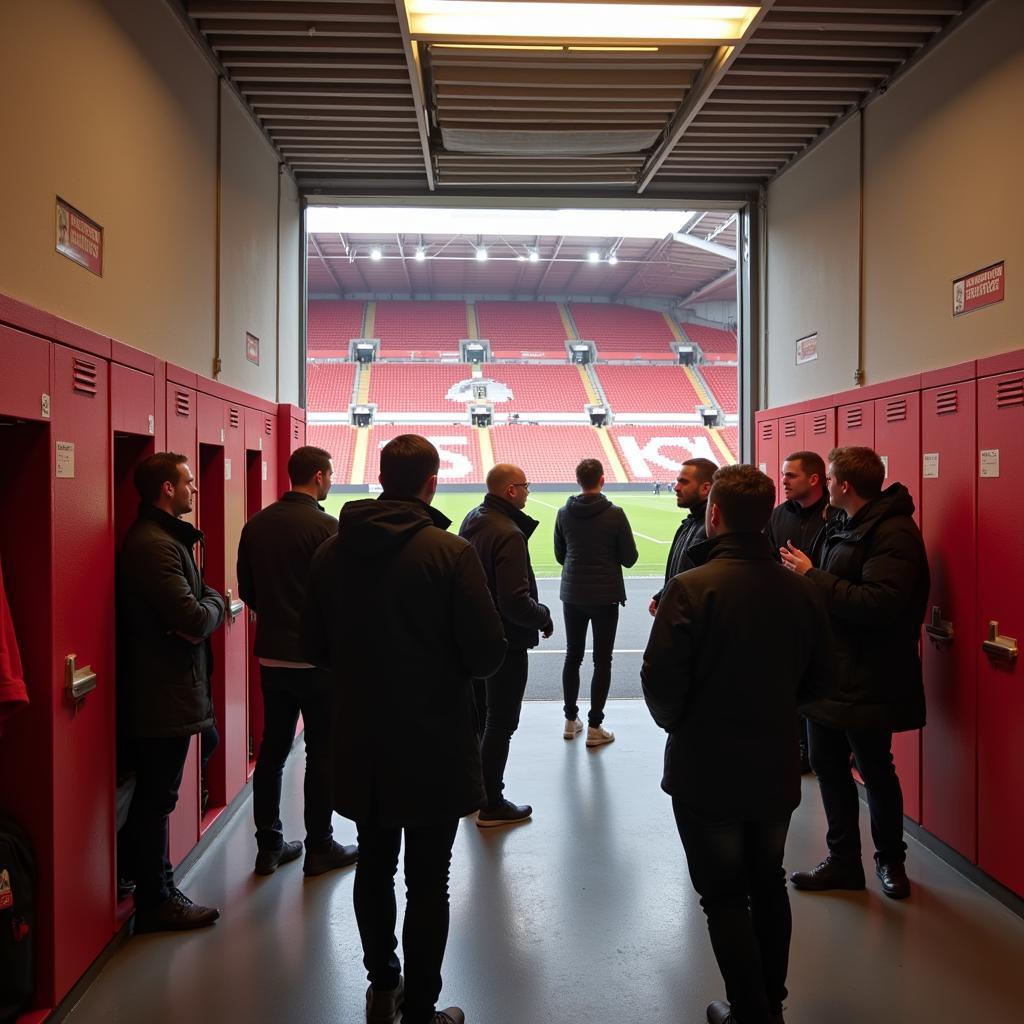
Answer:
[
  {"left": 529, "top": 649, "right": 645, "bottom": 655},
  {"left": 631, "top": 531, "right": 669, "bottom": 545}
]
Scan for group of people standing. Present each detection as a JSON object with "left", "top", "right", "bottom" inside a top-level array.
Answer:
[{"left": 115, "top": 435, "right": 929, "bottom": 1024}]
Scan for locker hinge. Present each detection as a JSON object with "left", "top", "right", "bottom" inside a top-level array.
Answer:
[{"left": 212, "top": 357, "right": 223, "bottom": 377}]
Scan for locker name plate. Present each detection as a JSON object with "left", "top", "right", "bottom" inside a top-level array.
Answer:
[
  {"left": 56, "top": 441, "right": 75, "bottom": 479},
  {"left": 980, "top": 449, "right": 1000, "bottom": 478},
  {"left": 923, "top": 453, "right": 939, "bottom": 479}
]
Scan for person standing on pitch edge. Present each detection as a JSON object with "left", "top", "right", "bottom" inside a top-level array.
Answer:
[
  {"left": 554, "top": 458, "right": 638, "bottom": 746},
  {"left": 237, "top": 445, "right": 358, "bottom": 877},
  {"left": 460, "top": 464, "right": 553, "bottom": 826}
]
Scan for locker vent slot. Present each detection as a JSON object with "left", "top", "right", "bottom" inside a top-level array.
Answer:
[
  {"left": 293, "top": 422, "right": 301, "bottom": 441},
  {"left": 264, "top": 417, "right": 273, "bottom": 436},
  {"left": 935, "top": 389, "right": 959, "bottom": 416},
  {"left": 996, "top": 377, "right": 1024, "bottom": 409},
  {"left": 845, "top": 407, "right": 863, "bottom": 429},
  {"left": 175, "top": 390, "right": 191, "bottom": 417},
  {"left": 72, "top": 358, "right": 98, "bottom": 396},
  {"left": 229, "top": 408, "right": 240, "bottom": 429},
  {"left": 885, "top": 398, "right": 908, "bottom": 423},
  {"left": 811, "top": 413, "right": 828, "bottom": 435},
  {"left": 783, "top": 420, "right": 798, "bottom": 438}
]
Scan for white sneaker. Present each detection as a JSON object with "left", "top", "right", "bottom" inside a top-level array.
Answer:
[
  {"left": 586, "top": 725, "right": 615, "bottom": 747},
  {"left": 563, "top": 718, "right": 583, "bottom": 740}
]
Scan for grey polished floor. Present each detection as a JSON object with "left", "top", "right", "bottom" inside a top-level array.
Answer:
[{"left": 68, "top": 702, "right": 1024, "bottom": 1024}]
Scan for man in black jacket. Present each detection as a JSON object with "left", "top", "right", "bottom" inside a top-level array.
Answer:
[
  {"left": 554, "top": 458, "right": 637, "bottom": 746},
  {"left": 303, "top": 435, "right": 506, "bottom": 1024},
  {"left": 460, "top": 464, "right": 554, "bottom": 826},
  {"left": 237, "top": 445, "right": 357, "bottom": 878},
  {"left": 118, "top": 452, "right": 224, "bottom": 932},
  {"left": 649, "top": 457, "right": 718, "bottom": 616},
  {"left": 643, "top": 465, "right": 831, "bottom": 1024},
  {"left": 782, "top": 446, "right": 930, "bottom": 900}
]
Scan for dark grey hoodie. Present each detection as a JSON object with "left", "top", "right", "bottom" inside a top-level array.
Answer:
[{"left": 554, "top": 493, "right": 638, "bottom": 605}]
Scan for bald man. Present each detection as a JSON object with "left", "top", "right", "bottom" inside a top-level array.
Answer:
[{"left": 460, "top": 464, "right": 553, "bottom": 826}]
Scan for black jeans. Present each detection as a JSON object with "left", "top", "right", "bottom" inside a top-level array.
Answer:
[
  {"left": 808, "top": 720, "right": 907, "bottom": 866},
  {"left": 120, "top": 735, "right": 192, "bottom": 909},
  {"left": 674, "top": 799, "right": 792, "bottom": 1024},
  {"left": 475, "top": 649, "right": 529, "bottom": 808},
  {"left": 252, "top": 665, "right": 335, "bottom": 852},
  {"left": 353, "top": 817, "right": 460, "bottom": 1024},
  {"left": 561, "top": 601, "right": 619, "bottom": 727}
]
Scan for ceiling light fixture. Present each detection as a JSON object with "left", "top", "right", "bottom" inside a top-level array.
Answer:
[
  {"left": 415, "top": 246, "right": 426, "bottom": 261},
  {"left": 588, "top": 251, "right": 601, "bottom": 264},
  {"left": 529, "top": 250, "right": 540, "bottom": 263},
  {"left": 370, "top": 247, "right": 382, "bottom": 261},
  {"left": 608, "top": 253, "right": 619, "bottom": 266},
  {"left": 476, "top": 247, "right": 488, "bottom": 261}
]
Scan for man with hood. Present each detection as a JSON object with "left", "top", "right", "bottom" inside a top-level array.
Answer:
[
  {"left": 460, "top": 464, "right": 554, "bottom": 827},
  {"left": 303, "top": 434, "right": 506, "bottom": 1024},
  {"left": 649, "top": 457, "right": 718, "bottom": 617},
  {"left": 554, "top": 458, "right": 638, "bottom": 746},
  {"left": 781, "top": 446, "right": 930, "bottom": 900}
]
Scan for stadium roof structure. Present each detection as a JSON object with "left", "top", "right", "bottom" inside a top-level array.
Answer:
[{"left": 178, "top": 0, "right": 971, "bottom": 198}]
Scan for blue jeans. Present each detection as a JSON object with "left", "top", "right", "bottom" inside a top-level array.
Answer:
[{"left": 673, "top": 799, "right": 792, "bottom": 1024}]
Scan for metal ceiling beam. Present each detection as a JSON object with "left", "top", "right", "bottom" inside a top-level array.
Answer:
[
  {"left": 309, "top": 233, "right": 346, "bottom": 297},
  {"left": 396, "top": 233, "right": 414, "bottom": 293},
  {"left": 680, "top": 268, "right": 738, "bottom": 306},
  {"left": 612, "top": 236, "right": 673, "bottom": 298},
  {"left": 393, "top": 0, "right": 435, "bottom": 190},
  {"left": 534, "top": 237, "right": 565, "bottom": 298}
]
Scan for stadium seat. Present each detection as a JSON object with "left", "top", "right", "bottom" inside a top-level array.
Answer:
[
  {"left": 306, "top": 423, "right": 358, "bottom": 482},
  {"left": 679, "top": 322, "right": 737, "bottom": 361},
  {"left": 476, "top": 301, "right": 569, "bottom": 358},
  {"left": 609, "top": 426, "right": 726, "bottom": 481},
  {"left": 367, "top": 363, "right": 475, "bottom": 414},
  {"left": 594, "top": 365, "right": 702, "bottom": 415},
  {"left": 570, "top": 303, "right": 676, "bottom": 358},
  {"left": 375, "top": 301, "right": 469, "bottom": 357},
  {"left": 481, "top": 363, "right": 591, "bottom": 413},
  {"left": 700, "top": 365, "right": 739, "bottom": 414},
  {"left": 308, "top": 300, "right": 365, "bottom": 353},
  {"left": 490, "top": 425, "right": 609, "bottom": 484},
  {"left": 306, "top": 361, "right": 357, "bottom": 413},
  {"left": 363, "top": 423, "right": 484, "bottom": 484}
]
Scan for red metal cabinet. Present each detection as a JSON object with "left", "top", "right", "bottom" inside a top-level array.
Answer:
[
  {"left": 976, "top": 370, "right": 1024, "bottom": 896},
  {"left": 755, "top": 417, "right": 779, "bottom": 490},
  {"left": 836, "top": 400, "right": 875, "bottom": 449},
  {"left": 920, "top": 380, "right": 977, "bottom": 860},
  {"left": 800, "top": 407, "right": 836, "bottom": 467},
  {"left": 0, "top": 324, "right": 50, "bottom": 419},
  {"left": 111, "top": 364, "right": 156, "bottom": 438}
]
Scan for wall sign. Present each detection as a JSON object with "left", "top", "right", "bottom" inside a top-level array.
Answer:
[
  {"left": 795, "top": 333, "right": 818, "bottom": 365},
  {"left": 246, "top": 332, "right": 260, "bottom": 365},
  {"left": 56, "top": 197, "right": 103, "bottom": 276},
  {"left": 953, "top": 261, "right": 1004, "bottom": 317}
]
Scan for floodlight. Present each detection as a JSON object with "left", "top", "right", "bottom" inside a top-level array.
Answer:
[
  {"left": 608, "top": 253, "right": 619, "bottom": 265},
  {"left": 588, "top": 251, "right": 601, "bottom": 264},
  {"left": 476, "top": 247, "right": 488, "bottom": 261},
  {"left": 529, "top": 250, "right": 540, "bottom": 263},
  {"left": 370, "top": 248, "right": 382, "bottom": 261},
  {"left": 415, "top": 246, "right": 426, "bottom": 261}
]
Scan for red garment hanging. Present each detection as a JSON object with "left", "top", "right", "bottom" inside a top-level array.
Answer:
[{"left": 0, "top": 557, "right": 28, "bottom": 728}]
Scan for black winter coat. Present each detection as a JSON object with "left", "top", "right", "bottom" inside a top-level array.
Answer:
[
  {"left": 765, "top": 494, "right": 832, "bottom": 563},
  {"left": 237, "top": 491, "right": 336, "bottom": 662},
  {"left": 642, "top": 533, "right": 833, "bottom": 820},
  {"left": 554, "top": 493, "right": 638, "bottom": 605},
  {"left": 459, "top": 494, "right": 552, "bottom": 651},
  {"left": 802, "top": 483, "right": 930, "bottom": 733},
  {"left": 302, "top": 496, "right": 506, "bottom": 828},
  {"left": 653, "top": 499, "right": 709, "bottom": 606},
  {"left": 117, "top": 505, "right": 225, "bottom": 738}
]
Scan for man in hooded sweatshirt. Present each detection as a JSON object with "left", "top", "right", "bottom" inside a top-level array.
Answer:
[
  {"left": 302, "top": 435, "right": 506, "bottom": 1024},
  {"left": 781, "top": 446, "right": 930, "bottom": 901},
  {"left": 554, "top": 458, "right": 638, "bottom": 746}
]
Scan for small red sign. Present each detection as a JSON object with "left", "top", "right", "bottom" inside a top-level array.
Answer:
[
  {"left": 246, "top": 332, "right": 260, "bottom": 365},
  {"left": 953, "top": 261, "right": 1004, "bottom": 317},
  {"left": 56, "top": 197, "right": 103, "bottom": 276}
]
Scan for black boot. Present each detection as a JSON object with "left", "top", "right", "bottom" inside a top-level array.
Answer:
[
  {"left": 876, "top": 860, "right": 911, "bottom": 899},
  {"left": 790, "top": 856, "right": 866, "bottom": 892}
]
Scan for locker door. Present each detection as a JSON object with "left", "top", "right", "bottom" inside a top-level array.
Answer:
[
  {"left": 165, "top": 382, "right": 200, "bottom": 865},
  {"left": 0, "top": 323, "right": 50, "bottom": 418},
  {"left": 920, "top": 380, "right": 977, "bottom": 859},
  {"left": 51, "top": 344, "right": 115, "bottom": 998},
  {"left": 977, "top": 370, "right": 1024, "bottom": 896},
  {"left": 836, "top": 400, "right": 875, "bottom": 448},
  {"left": 756, "top": 417, "right": 779, "bottom": 489},
  {"left": 778, "top": 414, "right": 804, "bottom": 494},
  {"left": 874, "top": 390, "right": 922, "bottom": 822},
  {"left": 259, "top": 411, "right": 278, "bottom": 505},
  {"left": 800, "top": 408, "right": 836, "bottom": 467}
]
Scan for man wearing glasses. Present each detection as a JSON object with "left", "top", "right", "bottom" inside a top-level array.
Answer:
[{"left": 460, "top": 464, "right": 554, "bottom": 826}]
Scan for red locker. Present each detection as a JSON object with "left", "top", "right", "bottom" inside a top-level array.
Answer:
[
  {"left": 836, "top": 400, "right": 875, "bottom": 449},
  {"left": 873, "top": 390, "right": 922, "bottom": 823},
  {"left": 755, "top": 417, "right": 779, "bottom": 490},
  {"left": 920, "top": 379, "right": 977, "bottom": 860},
  {"left": 800, "top": 407, "right": 836, "bottom": 467},
  {"left": 977, "top": 369, "right": 1024, "bottom": 896}
]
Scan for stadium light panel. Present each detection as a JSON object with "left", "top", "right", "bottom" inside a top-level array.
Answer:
[
  {"left": 608, "top": 253, "right": 619, "bottom": 265},
  {"left": 529, "top": 250, "right": 540, "bottom": 263},
  {"left": 588, "top": 251, "right": 601, "bottom": 264},
  {"left": 415, "top": 246, "right": 426, "bottom": 261},
  {"left": 476, "top": 247, "right": 488, "bottom": 261},
  {"left": 370, "top": 247, "right": 382, "bottom": 261}
]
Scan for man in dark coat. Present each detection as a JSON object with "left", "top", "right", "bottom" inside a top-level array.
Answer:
[
  {"left": 303, "top": 435, "right": 506, "bottom": 1024},
  {"left": 460, "top": 464, "right": 553, "bottom": 826},
  {"left": 554, "top": 457, "right": 638, "bottom": 745},
  {"left": 782, "top": 446, "right": 930, "bottom": 900},
  {"left": 643, "top": 464, "right": 831, "bottom": 1024},
  {"left": 237, "top": 444, "right": 357, "bottom": 878},
  {"left": 649, "top": 457, "right": 718, "bottom": 616},
  {"left": 118, "top": 452, "right": 225, "bottom": 932}
]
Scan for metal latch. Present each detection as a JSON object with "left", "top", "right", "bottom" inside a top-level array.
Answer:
[
  {"left": 226, "top": 588, "right": 244, "bottom": 623},
  {"left": 924, "top": 606, "right": 954, "bottom": 645},
  {"left": 982, "top": 621, "right": 1018, "bottom": 663},
  {"left": 65, "top": 654, "right": 97, "bottom": 701}
]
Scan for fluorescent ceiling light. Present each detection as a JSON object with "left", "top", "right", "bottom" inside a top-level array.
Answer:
[
  {"left": 432, "top": 43, "right": 563, "bottom": 50},
  {"left": 405, "top": 2, "right": 759, "bottom": 43}
]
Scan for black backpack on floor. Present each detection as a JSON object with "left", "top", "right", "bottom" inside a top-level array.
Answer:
[{"left": 0, "top": 815, "right": 35, "bottom": 1024}]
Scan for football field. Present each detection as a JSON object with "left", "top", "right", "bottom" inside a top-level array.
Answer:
[{"left": 322, "top": 489, "right": 687, "bottom": 577}]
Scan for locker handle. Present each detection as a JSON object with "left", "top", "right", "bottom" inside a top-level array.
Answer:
[
  {"left": 924, "top": 606, "right": 954, "bottom": 645},
  {"left": 226, "top": 588, "right": 244, "bottom": 623},
  {"left": 65, "top": 654, "right": 97, "bottom": 702},
  {"left": 982, "top": 621, "right": 1018, "bottom": 663}
]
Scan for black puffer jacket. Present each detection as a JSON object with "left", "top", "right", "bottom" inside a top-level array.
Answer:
[
  {"left": 653, "top": 499, "right": 708, "bottom": 606},
  {"left": 802, "top": 483, "right": 930, "bottom": 733},
  {"left": 302, "top": 496, "right": 506, "bottom": 828},
  {"left": 554, "top": 493, "right": 638, "bottom": 605},
  {"left": 117, "top": 505, "right": 225, "bottom": 738},
  {"left": 765, "top": 493, "right": 832, "bottom": 563},
  {"left": 459, "top": 494, "right": 552, "bottom": 651}
]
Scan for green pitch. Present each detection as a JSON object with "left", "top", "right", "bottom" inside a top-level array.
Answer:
[{"left": 322, "top": 490, "right": 688, "bottom": 578}]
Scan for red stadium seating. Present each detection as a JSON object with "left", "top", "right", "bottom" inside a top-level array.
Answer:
[
  {"left": 362, "top": 423, "right": 484, "bottom": 485},
  {"left": 306, "top": 361, "right": 356, "bottom": 412},
  {"left": 679, "top": 322, "right": 737, "bottom": 360},
  {"left": 570, "top": 303, "right": 676, "bottom": 358},
  {"left": 594, "top": 365, "right": 702, "bottom": 415},
  {"left": 366, "top": 363, "right": 475, "bottom": 414},
  {"left": 609, "top": 426, "right": 726, "bottom": 481},
  {"left": 700, "top": 365, "right": 739, "bottom": 414},
  {"left": 476, "top": 301, "right": 568, "bottom": 358},
  {"left": 490, "top": 425, "right": 609, "bottom": 484},
  {"left": 481, "top": 364, "right": 591, "bottom": 413},
  {"left": 308, "top": 300, "right": 365, "bottom": 353},
  {"left": 306, "top": 423, "right": 358, "bottom": 483},
  {"left": 374, "top": 301, "right": 468, "bottom": 356},
  {"left": 718, "top": 426, "right": 739, "bottom": 461}
]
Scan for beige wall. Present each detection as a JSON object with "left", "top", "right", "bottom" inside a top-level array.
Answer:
[
  {"left": 764, "top": 0, "right": 1023, "bottom": 409},
  {"left": 278, "top": 174, "right": 302, "bottom": 405},
  {"left": 0, "top": 0, "right": 300, "bottom": 402}
]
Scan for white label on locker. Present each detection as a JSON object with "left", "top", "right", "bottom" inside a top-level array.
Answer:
[
  {"left": 262, "top": 461, "right": 268, "bottom": 481},
  {"left": 980, "top": 449, "right": 1000, "bottom": 478},
  {"left": 220, "top": 428, "right": 225, "bottom": 444},
  {"left": 224, "top": 458, "right": 232, "bottom": 481},
  {"left": 56, "top": 441, "right": 75, "bottom": 478},
  {"left": 41, "top": 393, "right": 51, "bottom": 419},
  {"left": 258, "top": 436, "right": 263, "bottom": 451},
  {"left": 923, "top": 453, "right": 939, "bottom": 479},
  {"left": 147, "top": 414, "right": 154, "bottom": 435},
  {"left": 880, "top": 455, "right": 889, "bottom": 479},
  {"left": 758, "top": 462, "right": 767, "bottom": 474}
]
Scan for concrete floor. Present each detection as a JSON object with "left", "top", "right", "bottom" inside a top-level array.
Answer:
[{"left": 68, "top": 702, "right": 1024, "bottom": 1024}]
